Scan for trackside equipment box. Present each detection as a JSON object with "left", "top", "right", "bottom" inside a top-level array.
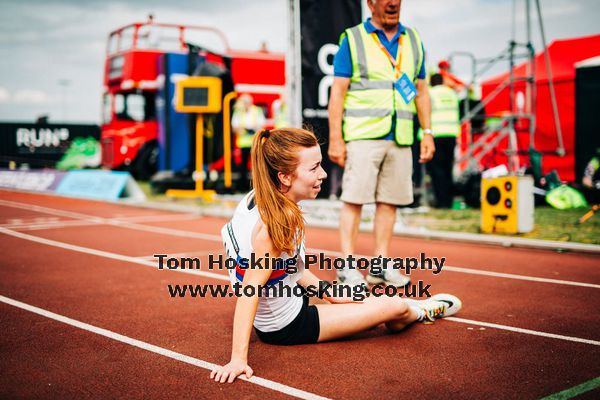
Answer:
[{"left": 481, "top": 175, "right": 534, "bottom": 233}]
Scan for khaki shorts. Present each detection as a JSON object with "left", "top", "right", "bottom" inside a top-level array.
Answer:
[{"left": 340, "top": 140, "right": 413, "bottom": 205}]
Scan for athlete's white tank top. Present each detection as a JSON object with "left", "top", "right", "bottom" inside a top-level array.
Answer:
[{"left": 221, "top": 191, "right": 305, "bottom": 332}]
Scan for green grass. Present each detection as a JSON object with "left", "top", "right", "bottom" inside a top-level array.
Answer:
[
  {"left": 402, "top": 206, "right": 600, "bottom": 244},
  {"left": 138, "top": 181, "right": 167, "bottom": 201}
]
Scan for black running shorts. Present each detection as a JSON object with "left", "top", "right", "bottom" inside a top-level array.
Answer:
[{"left": 254, "top": 292, "right": 320, "bottom": 346}]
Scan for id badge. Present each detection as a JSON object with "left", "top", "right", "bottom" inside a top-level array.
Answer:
[{"left": 394, "top": 73, "right": 417, "bottom": 103}]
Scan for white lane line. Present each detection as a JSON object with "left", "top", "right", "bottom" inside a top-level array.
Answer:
[
  {"left": 0, "top": 199, "right": 218, "bottom": 241},
  {"left": 440, "top": 266, "right": 600, "bottom": 289},
  {"left": 1, "top": 217, "right": 60, "bottom": 225},
  {"left": 446, "top": 317, "right": 600, "bottom": 346},
  {"left": 136, "top": 249, "right": 225, "bottom": 260},
  {"left": 5, "top": 220, "right": 100, "bottom": 231},
  {"left": 0, "top": 199, "right": 199, "bottom": 224},
  {"left": 0, "top": 199, "right": 198, "bottom": 224},
  {"left": 1, "top": 199, "right": 599, "bottom": 289},
  {"left": 308, "top": 248, "right": 600, "bottom": 290},
  {"left": 0, "top": 295, "right": 330, "bottom": 400},
  {"left": 1, "top": 226, "right": 599, "bottom": 348},
  {"left": 0, "top": 227, "right": 229, "bottom": 281},
  {"left": 109, "top": 220, "right": 220, "bottom": 241},
  {"left": 0, "top": 199, "right": 105, "bottom": 222},
  {"left": 112, "top": 214, "right": 201, "bottom": 223},
  {"left": 0, "top": 200, "right": 200, "bottom": 227},
  {"left": 1, "top": 211, "right": 197, "bottom": 232}
]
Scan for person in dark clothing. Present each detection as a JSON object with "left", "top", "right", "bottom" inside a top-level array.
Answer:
[{"left": 422, "top": 73, "right": 460, "bottom": 208}]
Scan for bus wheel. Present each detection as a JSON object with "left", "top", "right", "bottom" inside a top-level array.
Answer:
[{"left": 132, "top": 141, "right": 158, "bottom": 181}]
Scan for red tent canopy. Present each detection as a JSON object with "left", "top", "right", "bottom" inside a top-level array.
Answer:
[{"left": 481, "top": 34, "right": 600, "bottom": 182}]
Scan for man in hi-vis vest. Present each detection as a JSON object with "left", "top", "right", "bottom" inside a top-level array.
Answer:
[
  {"left": 232, "top": 94, "right": 266, "bottom": 191},
  {"left": 421, "top": 73, "right": 460, "bottom": 208},
  {"left": 328, "top": 0, "right": 434, "bottom": 288}
]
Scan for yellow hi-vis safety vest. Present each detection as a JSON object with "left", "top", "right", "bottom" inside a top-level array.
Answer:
[
  {"left": 272, "top": 99, "right": 288, "bottom": 128},
  {"left": 419, "top": 85, "right": 460, "bottom": 140},
  {"left": 342, "top": 24, "right": 424, "bottom": 145},
  {"left": 233, "top": 105, "right": 264, "bottom": 149}
]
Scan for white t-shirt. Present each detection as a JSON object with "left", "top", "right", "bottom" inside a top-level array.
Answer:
[{"left": 221, "top": 191, "right": 305, "bottom": 332}]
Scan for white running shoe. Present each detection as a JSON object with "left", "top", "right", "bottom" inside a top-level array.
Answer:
[
  {"left": 430, "top": 293, "right": 462, "bottom": 317},
  {"left": 336, "top": 267, "right": 368, "bottom": 289},
  {"left": 366, "top": 268, "right": 411, "bottom": 287},
  {"left": 418, "top": 293, "right": 462, "bottom": 322}
]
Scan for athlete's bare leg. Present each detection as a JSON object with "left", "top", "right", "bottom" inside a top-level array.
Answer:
[{"left": 314, "top": 296, "right": 418, "bottom": 342}]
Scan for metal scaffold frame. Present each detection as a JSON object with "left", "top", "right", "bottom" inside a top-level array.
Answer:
[{"left": 450, "top": 0, "right": 564, "bottom": 177}]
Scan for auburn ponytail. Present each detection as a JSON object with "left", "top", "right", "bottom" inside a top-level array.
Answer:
[{"left": 250, "top": 127, "right": 319, "bottom": 255}]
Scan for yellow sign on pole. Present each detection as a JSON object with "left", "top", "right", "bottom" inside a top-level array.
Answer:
[
  {"left": 167, "top": 77, "right": 223, "bottom": 200},
  {"left": 175, "top": 77, "right": 222, "bottom": 114}
]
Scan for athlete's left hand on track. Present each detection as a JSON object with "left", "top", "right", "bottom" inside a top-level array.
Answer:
[
  {"left": 419, "top": 135, "right": 435, "bottom": 163},
  {"left": 210, "top": 359, "right": 254, "bottom": 383}
]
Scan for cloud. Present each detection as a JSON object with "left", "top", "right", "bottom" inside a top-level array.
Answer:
[
  {"left": 0, "top": 0, "right": 598, "bottom": 123},
  {"left": 13, "top": 89, "right": 49, "bottom": 104},
  {"left": 397, "top": 0, "right": 600, "bottom": 82},
  {"left": 0, "top": 87, "right": 9, "bottom": 102}
]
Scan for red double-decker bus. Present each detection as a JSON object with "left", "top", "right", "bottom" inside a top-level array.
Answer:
[{"left": 101, "top": 17, "right": 285, "bottom": 180}]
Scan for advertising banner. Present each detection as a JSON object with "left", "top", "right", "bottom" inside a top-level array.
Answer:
[
  {"left": 0, "top": 122, "right": 100, "bottom": 169},
  {"left": 300, "top": 0, "right": 362, "bottom": 196}
]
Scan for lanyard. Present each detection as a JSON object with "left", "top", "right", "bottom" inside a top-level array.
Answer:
[{"left": 370, "top": 32, "right": 404, "bottom": 79}]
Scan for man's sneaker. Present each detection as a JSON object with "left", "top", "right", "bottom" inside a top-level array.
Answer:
[
  {"left": 336, "top": 267, "right": 368, "bottom": 289},
  {"left": 366, "top": 268, "right": 410, "bottom": 287},
  {"left": 418, "top": 294, "right": 462, "bottom": 322}
]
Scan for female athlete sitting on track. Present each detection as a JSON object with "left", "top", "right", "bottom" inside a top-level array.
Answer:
[{"left": 211, "top": 128, "right": 461, "bottom": 384}]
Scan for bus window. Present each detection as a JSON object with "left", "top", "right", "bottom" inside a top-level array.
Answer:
[
  {"left": 126, "top": 94, "right": 144, "bottom": 121},
  {"left": 143, "top": 92, "right": 156, "bottom": 120},
  {"left": 153, "top": 26, "right": 182, "bottom": 52},
  {"left": 115, "top": 92, "right": 156, "bottom": 122},
  {"left": 119, "top": 26, "right": 135, "bottom": 53},
  {"left": 102, "top": 94, "right": 112, "bottom": 125},
  {"left": 108, "top": 34, "right": 119, "bottom": 55},
  {"left": 136, "top": 25, "right": 161, "bottom": 50}
]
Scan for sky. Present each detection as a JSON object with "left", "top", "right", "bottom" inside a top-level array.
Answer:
[{"left": 0, "top": 0, "right": 598, "bottom": 124}]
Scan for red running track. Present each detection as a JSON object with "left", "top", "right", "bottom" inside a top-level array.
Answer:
[{"left": 0, "top": 190, "right": 599, "bottom": 399}]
